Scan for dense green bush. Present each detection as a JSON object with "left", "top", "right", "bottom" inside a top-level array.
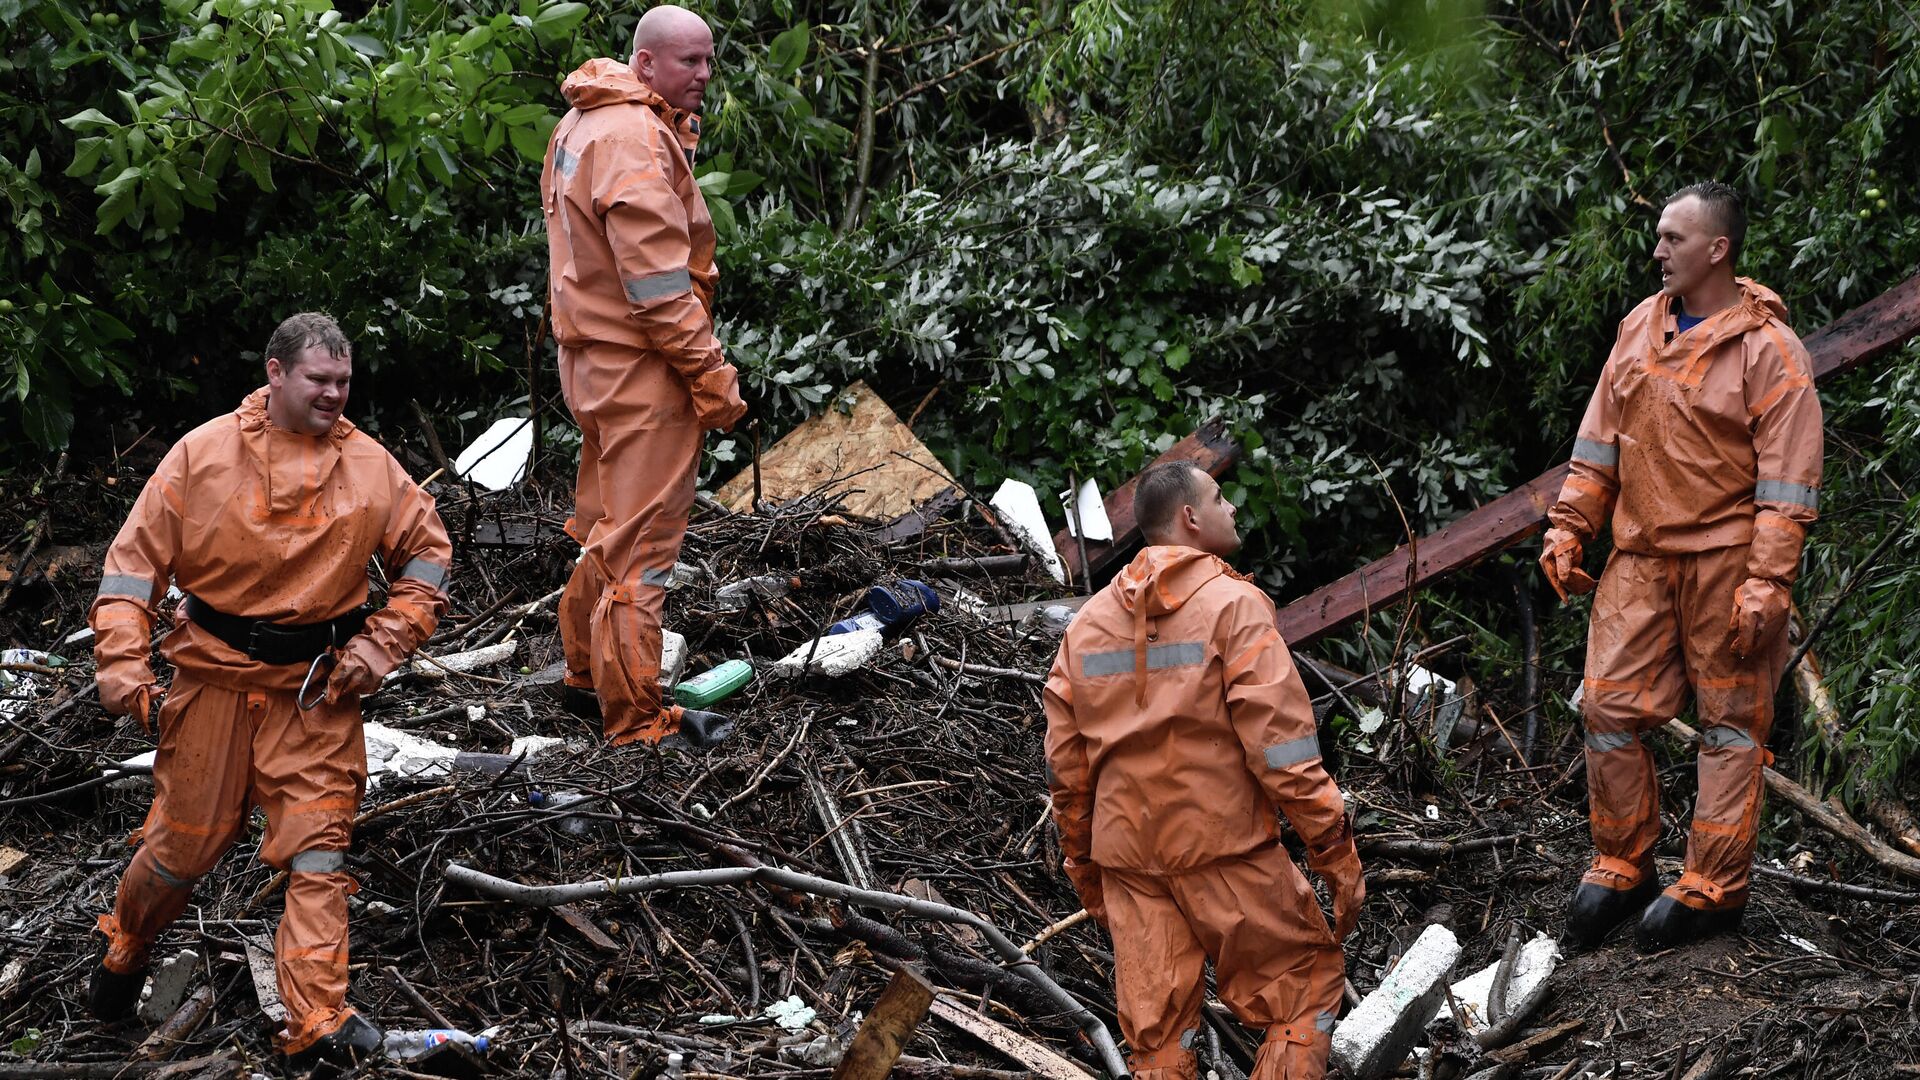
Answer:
[{"left": 2, "top": 0, "right": 1915, "bottom": 793}]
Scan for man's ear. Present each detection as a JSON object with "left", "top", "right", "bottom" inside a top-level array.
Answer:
[{"left": 1709, "top": 235, "right": 1731, "bottom": 266}]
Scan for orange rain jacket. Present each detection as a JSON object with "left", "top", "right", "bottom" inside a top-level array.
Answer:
[
  {"left": 1547, "top": 278, "right": 1823, "bottom": 587},
  {"left": 1044, "top": 547, "right": 1352, "bottom": 877},
  {"left": 543, "top": 58, "right": 744, "bottom": 430},
  {"left": 92, "top": 387, "right": 452, "bottom": 705}
]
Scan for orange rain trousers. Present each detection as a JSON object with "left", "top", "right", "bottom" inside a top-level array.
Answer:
[
  {"left": 1104, "top": 843, "right": 1343, "bottom": 1080},
  {"left": 1581, "top": 545, "right": 1789, "bottom": 909},
  {"left": 99, "top": 679, "right": 366, "bottom": 1053},
  {"left": 558, "top": 341, "right": 701, "bottom": 744}
]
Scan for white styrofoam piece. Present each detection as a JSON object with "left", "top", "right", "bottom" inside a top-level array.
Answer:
[
  {"left": 661, "top": 630, "right": 688, "bottom": 685},
  {"left": 138, "top": 949, "right": 201, "bottom": 1024},
  {"left": 453, "top": 416, "right": 534, "bottom": 491},
  {"left": 1331, "top": 923, "right": 1461, "bottom": 1079},
  {"left": 768, "top": 631, "right": 883, "bottom": 678},
  {"left": 1059, "top": 477, "right": 1114, "bottom": 542},
  {"left": 509, "top": 734, "right": 566, "bottom": 759},
  {"left": 63, "top": 626, "right": 95, "bottom": 646},
  {"left": 990, "top": 479, "right": 1067, "bottom": 585},
  {"left": 411, "top": 640, "right": 517, "bottom": 680},
  {"left": 764, "top": 995, "right": 817, "bottom": 1032},
  {"left": 1435, "top": 932, "right": 1560, "bottom": 1034},
  {"left": 364, "top": 722, "right": 458, "bottom": 779}
]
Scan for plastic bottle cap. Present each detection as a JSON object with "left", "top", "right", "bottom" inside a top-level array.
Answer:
[{"left": 473, "top": 1036, "right": 489, "bottom": 1053}]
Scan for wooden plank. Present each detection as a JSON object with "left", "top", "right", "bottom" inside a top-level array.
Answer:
[
  {"left": 552, "top": 904, "right": 621, "bottom": 953},
  {"left": 832, "top": 966, "right": 936, "bottom": 1080},
  {"left": 0, "top": 846, "right": 26, "bottom": 877},
  {"left": 874, "top": 486, "right": 962, "bottom": 544},
  {"left": 1274, "top": 273, "right": 1920, "bottom": 649},
  {"left": 927, "top": 995, "right": 1094, "bottom": 1080},
  {"left": 717, "top": 381, "right": 958, "bottom": 520},
  {"left": 1050, "top": 417, "right": 1240, "bottom": 580}
]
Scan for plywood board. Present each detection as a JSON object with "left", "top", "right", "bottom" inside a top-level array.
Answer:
[{"left": 715, "top": 382, "right": 956, "bottom": 520}]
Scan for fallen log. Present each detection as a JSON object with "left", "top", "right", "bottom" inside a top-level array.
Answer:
[
  {"left": 1274, "top": 272, "right": 1920, "bottom": 649},
  {"left": 1050, "top": 417, "right": 1240, "bottom": 581},
  {"left": 1791, "top": 625, "right": 1920, "bottom": 859}
]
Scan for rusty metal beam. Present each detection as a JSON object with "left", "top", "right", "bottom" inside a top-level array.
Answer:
[{"left": 1274, "top": 272, "right": 1920, "bottom": 649}]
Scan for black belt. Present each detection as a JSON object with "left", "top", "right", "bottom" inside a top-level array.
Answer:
[{"left": 182, "top": 595, "right": 373, "bottom": 666}]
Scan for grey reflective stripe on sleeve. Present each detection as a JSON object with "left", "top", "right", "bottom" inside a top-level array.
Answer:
[
  {"left": 1572, "top": 438, "right": 1619, "bottom": 467},
  {"left": 1044, "top": 763, "right": 1058, "bottom": 787},
  {"left": 553, "top": 145, "right": 579, "bottom": 178},
  {"left": 623, "top": 267, "right": 693, "bottom": 304},
  {"left": 97, "top": 573, "right": 155, "bottom": 602},
  {"left": 1264, "top": 733, "right": 1322, "bottom": 769},
  {"left": 640, "top": 567, "right": 675, "bottom": 587},
  {"left": 1316, "top": 1012, "right": 1337, "bottom": 1032},
  {"left": 1755, "top": 478, "right": 1818, "bottom": 510},
  {"left": 149, "top": 856, "right": 195, "bottom": 889},
  {"left": 1585, "top": 731, "right": 1639, "bottom": 752},
  {"left": 289, "top": 850, "right": 347, "bottom": 873},
  {"left": 398, "top": 557, "right": 448, "bottom": 589},
  {"left": 1700, "top": 726, "right": 1757, "bottom": 750},
  {"left": 1080, "top": 641, "right": 1206, "bottom": 678},
  {"left": 1179, "top": 1029, "right": 1200, "bottom": 1050}
]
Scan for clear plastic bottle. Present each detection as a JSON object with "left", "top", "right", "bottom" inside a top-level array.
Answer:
[
  {"left": 382, "top": 1028, "right": 489, "bottom": 1060},
  {"left": 663, "top": 1051, "right": 685, "bottom": 1078}
]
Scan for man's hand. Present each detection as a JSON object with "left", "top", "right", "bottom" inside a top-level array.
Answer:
[
  {"left": 689, "top": 363, "right": 747, "bottom": 432},
  {"left": 1730, "top": 577, "right": 1790, "bottom": 660},
  {"left": 1307, "top": 823, "right": 1366, "bottom": 941},
  {"left": 1539, "top": 527, "right": 1596, "bottom": 602},
  {"left": 1063, "top": 857, "right": 1108, "bottom": 930},
  {"left": 324, "top": 651, "right": 381, "bottom": 704},
  {"left": 100, "top": 671, "right": 159, "bottom": 733}
]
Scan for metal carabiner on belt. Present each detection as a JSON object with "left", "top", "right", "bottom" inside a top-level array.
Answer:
[{"left": 298, "top": 651, "right": 337, "bottom": 711}]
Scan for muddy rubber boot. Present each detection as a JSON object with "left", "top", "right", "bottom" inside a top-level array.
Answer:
[
  {"left": 86, "top": 962, "right": 147, "bottom": 1021},
  {"left": 560, "top": 685, "right": 601, "bottom": 721},
  {"left": 658, "top": 709, "right": 735, "bottom": 752},
  {"left": 1635, "top": 894, "right": 1745, "bottom": 952},
  {"left": 292, "top": 1012, "right": 383, "bottom": 1068},
  {"left": 1564, "top": 872, "right": 1658, "bottom": 951}
]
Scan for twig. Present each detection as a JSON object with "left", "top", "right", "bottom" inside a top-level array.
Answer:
[
  {"left": 1018, "top": 908, "right": 1089, "bottom": 955},
  {"left": 929, "top": 655, "right": 1045, "bottom": 685},
  {"left": 0, "top": 451, "right": 68, "bottom": 611},
  {"left": 1787, "top": 524, "right": 1903, "bottom": 675},
  {"left": 442, "top": 860, "right": 1130, "bottom": 1079},
  {"left": 713, "top": 713, "right": 812, "bottom": 819},
  {"left": 1752, "top": 863, "right": 1920, "bottom": 903}
]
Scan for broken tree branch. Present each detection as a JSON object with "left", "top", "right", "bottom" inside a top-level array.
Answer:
[{"left": 442, "top": 861, "right": 1129, "bottom": 1078}]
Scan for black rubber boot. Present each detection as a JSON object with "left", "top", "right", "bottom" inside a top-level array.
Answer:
[
  {"left": 560, "top": 685, "right": 601, "bottom": 721},
  {"left": 1635, "top": 894, "right": 1745, "bottom": 953},
  {"left": 658, "top": 709, "right": 734, "bottom": 751},
  {"left": 1564, "top": 872, "right": 1658, "bottom": 951},
  {"left": 293, "top": 1012, "right": 383, "bottom": 1067},
  {"left": 86, "top": 962, "right": 147, "bottom": 1021}
]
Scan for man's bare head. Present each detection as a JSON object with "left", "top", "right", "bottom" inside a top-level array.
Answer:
[
  {"left": 1135, "top": 462, "right": 1241, "bottom": 558},
  {"left": 631, "top": 5, "right": 714, "bottom": 113}
]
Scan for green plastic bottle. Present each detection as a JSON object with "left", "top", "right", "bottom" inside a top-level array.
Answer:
[{"left": 672, "top": 659, "right": 753, "bottom": 708}]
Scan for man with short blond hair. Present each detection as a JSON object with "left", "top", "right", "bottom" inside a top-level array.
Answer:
[
  {"left": 543, "top": 3, "right": 745, "bottom": 748},
  {"left": 87, "top": 312, "right": 450, "bottom": 1063}
]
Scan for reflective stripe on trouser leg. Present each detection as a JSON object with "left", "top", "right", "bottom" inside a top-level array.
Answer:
[
  {"left": 1677, "top": 544, "right": 1789, "bottom": 905},
  {"left": 100, "top": 849, "right": 203, "bottom": 974},
  {"left": 579, "top": 390, "right": 701, "bottom": 745},
  {"left": 1581, "top": 552, "right": 1690, "bottom": 876},
  {"left": 274, "top": 868, "right": 355, "bottom": 1055},
  {"left": 1103, "top": 867, "right": 1206, "bottom": 1079}
]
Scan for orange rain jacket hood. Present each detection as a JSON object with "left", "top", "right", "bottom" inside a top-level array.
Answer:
[
  {"left": 1045, "top": 546, "right": 1350, "bottom": 875},
  {"left": 1548, "top": 277, "right": 1822, "bottom": 585}
]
